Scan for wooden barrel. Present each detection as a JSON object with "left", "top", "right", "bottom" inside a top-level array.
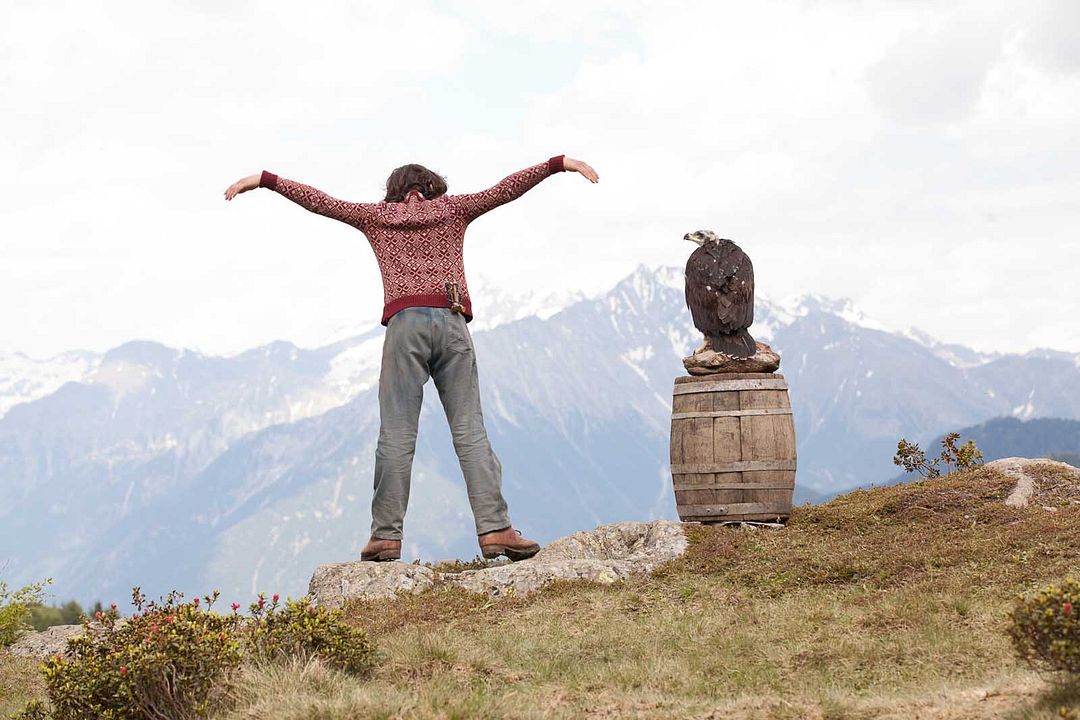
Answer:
[{"left": 670, "top": 373, "right": 796, "bottom": 523}]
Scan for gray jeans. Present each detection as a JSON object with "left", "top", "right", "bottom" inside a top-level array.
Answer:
[{"left": 371, "top": 306, "right": 511, "bottom": 540}]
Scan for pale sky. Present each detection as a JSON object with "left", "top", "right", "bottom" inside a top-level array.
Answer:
[{"left": 3, "top": 1, "right": 1079, "bottom": 358}]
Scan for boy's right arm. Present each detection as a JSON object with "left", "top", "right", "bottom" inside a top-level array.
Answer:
[{"left": 224, "top": 171, "right": 376, "bottom": 231}]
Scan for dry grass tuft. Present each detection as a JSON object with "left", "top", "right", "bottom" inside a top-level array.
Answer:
[
  {"left": 423, "top": 555, "right": 510, "bottom": 574},
  {"left": 1024, "top": 463, "right": 1080, "bottom": 507},
  {"left": 341, "top": 584, "right": 528, "bottom": 639},
  {"left": 0, "top": 652, "right": 45, "bottom": 716}
]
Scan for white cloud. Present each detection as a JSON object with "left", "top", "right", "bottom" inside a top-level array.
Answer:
[
  {"left": 865, "top": 15, "right": 1003, "bottom": 125},
  {"left": 2, "top": 1, "right": 1079, "bottom": 357},
  {"left": 1020, "top": 0, "right": 1080, "bottom": 73}
]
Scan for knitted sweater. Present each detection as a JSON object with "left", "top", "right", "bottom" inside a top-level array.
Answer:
[{"left": 260, "top": 155, "right": 566, "bottom": 325}]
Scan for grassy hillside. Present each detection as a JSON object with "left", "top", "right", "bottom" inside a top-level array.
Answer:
[{"left": 5, "top": 463, "right": 1080, "bottom": 719}]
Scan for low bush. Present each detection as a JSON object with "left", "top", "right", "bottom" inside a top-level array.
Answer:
[
  {"left": 22, "top": 588, "right": 242, "bottom": 720},
  {"left": 13, "top": 588, "right": 376, "bottom": 720},
  {"left": 893, "top": 432, "right": 984, "bottom": 479},
  {"left": 0, "top": 578, "right": 49, "bottom": 647},
  {"left": 1009, "top": 577, "right": 1080, "bottom": 676},
  {"left": 246, "top": 592, "right": 376, "bottom": 676}
]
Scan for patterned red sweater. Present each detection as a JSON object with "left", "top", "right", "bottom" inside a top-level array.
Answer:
[{"left": 260, "top": 155, "right": 566, "bottom": 325}]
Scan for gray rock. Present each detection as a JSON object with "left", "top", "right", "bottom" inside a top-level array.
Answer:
[
  {"left": 987, "top": 457, "right": 1080, "bottom": 508},
  {"left": 450, "top": 558, "right": 635, "bottom": 597},
  {"left": 308, "top": 560, "right": 435, "bottom": 608},
  {"left": 307, "top": 521, "right": 688, "bottom": 606},
  {"left": 528, "top": 520, "right": 686, "bottom": 569},
  {"left": 6, "top": 623, "right": 85, "bottom": 659},
  {"left": 451, "top": 521, "right": 688, "bottom": 597}
]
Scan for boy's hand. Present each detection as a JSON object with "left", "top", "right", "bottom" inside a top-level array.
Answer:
[
  {"left": 224, "top": 174, "right": 262, "bottom": 200},
  {"left": 564, "top": 158, "right": 599, "bottom": 183}
]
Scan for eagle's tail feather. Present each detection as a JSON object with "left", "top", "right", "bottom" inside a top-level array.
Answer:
[{"left": 707, "top": 329, "right": 756, "bottom": 359}]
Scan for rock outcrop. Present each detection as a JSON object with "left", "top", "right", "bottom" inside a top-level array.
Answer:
[
  {"left": 986, "top": 457, "right": 1080, "bottom": 508},
  {"left": 309, "top": 520, "right": 687, "bottom": 608},
  {"left": 308, "top": 558, "right": 437, "bottom": 605},
  {"left": 683, "top": 341, "right": 781, "bottom": 375},
  {"left": 6, "top": 623, "right": 85, "bottom": 659}
]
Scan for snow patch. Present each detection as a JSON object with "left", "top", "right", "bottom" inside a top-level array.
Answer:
[
  {"left": 768, "top": 295, "right": 811, "bottom": 324},
  {"left": 654, "top": 265, "right": 684, "bottom": 292},
  {"left": 488, "top": 386, "right": 519, "bottom": 426},
  {"left": 619, "top": 346, "right": 655, "bottom": 383},
  {"left": 902, "top": 327, "right": 997, "bottom": 368},
  {"left": 1012, "top": 389, "right": 1037, "bottom": 420},
  {"left": 249, "top": 556, "right": 266, "bottom": 597},
  {"left": 666, "top": 325, "right": 694, "bottom": 358},
  {"left": 468, "top": 276, "right": 586, "bottom": 331},
  {"left": 834, "top": 299, "right": 889, "bottom": 332},
  {"left": 326, "top": 474, "right": 345, "bottom": 519},
  {"left": 800, "top": 295, "right": 889, "bottom": 332},
  {"left": 90, "top": 360, "right": 161, "bottom": 399},
  {"left": 119, "top": 479, "right": 135, "bottom": 516},
  {"left": 0, "top": 350, "right": 101, "bottom": 417},
  {"left": 325, "top": 336, "right": 385, "bottom": 402}
]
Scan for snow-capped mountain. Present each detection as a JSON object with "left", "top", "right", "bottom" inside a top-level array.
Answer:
[
  {"left": 0, "top": 350, "right": 102, "bottom": 418},
  {"left": 464, "top": 274, "right": 589, "bottom": 331},
  {"left": 2, "top": 266, "right": 1079, "bottom": 608}
]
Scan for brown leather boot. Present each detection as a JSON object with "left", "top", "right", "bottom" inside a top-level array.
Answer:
[
  {"left": 478, "top": 527, "right": 540, "bottom": 562},
  {"left": 360, "top": 535, "right": 401, "bottom": 562}
]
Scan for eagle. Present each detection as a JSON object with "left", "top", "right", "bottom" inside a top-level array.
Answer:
[{"left": 684, "top": 230, "right": 756, "bottom": 358}]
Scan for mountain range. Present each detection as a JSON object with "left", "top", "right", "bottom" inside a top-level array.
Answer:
[{"left": 2, "top": 265, "right": 1079, "bottom": 607}]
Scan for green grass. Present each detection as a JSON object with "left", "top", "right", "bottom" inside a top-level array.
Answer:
[{"left": 6, "top": 464, "right": 1080, "bottom": 718}]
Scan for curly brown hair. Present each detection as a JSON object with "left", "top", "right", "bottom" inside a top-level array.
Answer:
[{"left": 384, "top": 164, "right": 448, "bottom": 202}]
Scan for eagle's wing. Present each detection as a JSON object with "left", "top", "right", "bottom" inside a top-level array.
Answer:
[
  {"left": 684, "top": 245, "right": 726, "bottom": 336},
  {"left": 716, "top": 243, "right": 754, "bottom": 332}
]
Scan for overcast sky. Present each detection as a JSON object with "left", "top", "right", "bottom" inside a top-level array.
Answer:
[{"left": 2, "top": 1, "right": 1078, "bottom": 357}]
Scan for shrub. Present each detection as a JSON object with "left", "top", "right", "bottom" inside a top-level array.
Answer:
[
  {"left": 9, "top": 700, "right": 47, "bottom": 720},
  {"left": 13, "top": 588, "right": 376, "bottom": 720},
  {"left": 245, "top": 593, "right": 376, "bottom": 676},
  {"left": 893, "top": 432, "right": 984, "bottom": 479},
  {"left": 0, "top": 578, "right": 50, "bottom": 647},
  {"left": 1009, "top": 577, "right": 1080, "bottom": 676},
  {"left": 22, "top": 588, "right": 242, "bottom": 720}
]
